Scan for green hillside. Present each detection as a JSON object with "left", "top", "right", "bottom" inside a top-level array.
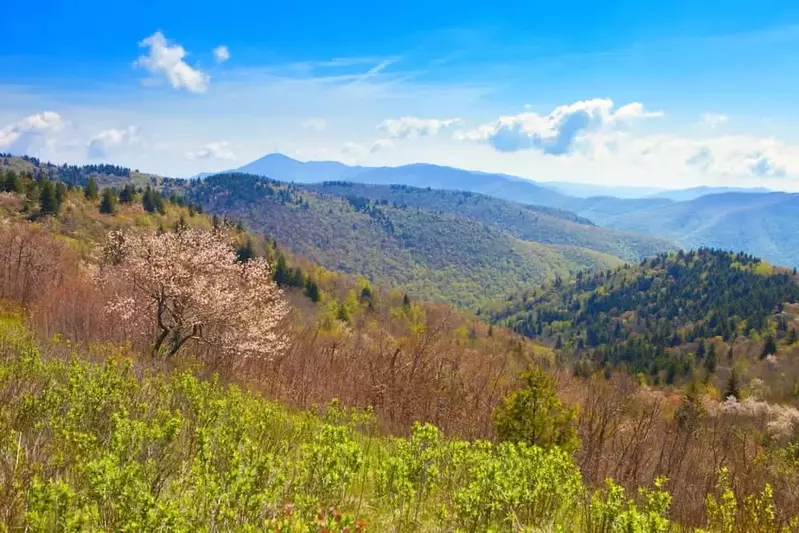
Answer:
[
  {"left": 303, "top": 181, "right": 677, "bottom": 262},
  {"left": 491, "top": 248, "right": 799, "bottom": 383},
  {"left": 170, "top": 173, "right": 627, "bottom": 308}
]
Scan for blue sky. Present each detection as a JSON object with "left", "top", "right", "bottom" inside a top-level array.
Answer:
[{"left": 3, "top": 1, "right": 799, "bottom": 189}]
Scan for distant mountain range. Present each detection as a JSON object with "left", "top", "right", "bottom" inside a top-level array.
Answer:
[{"left": 201, "top": 153, "right": 797, "bottom": 268}]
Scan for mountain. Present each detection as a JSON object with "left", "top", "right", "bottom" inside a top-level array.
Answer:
[
  {"left": 237, "top": 153, "right": 366, "bottom": 183},
  {"left": 490, "top": 248, "right": 799, "bottom": 380},
  {"left": 228, "top": 153, "right": 679, "bottom": 220},
  {"left": 602, "top": 192, "right": 799, "bottom": 267},
  {"left": 542, "top": 181, "right": 666, "bottom": 199},
  {"left": 301, "top": 181, "right": 677, "bottom": 262},
  {"left": 167, "top": 173, "right": 677, "bottom": 308},
  {"left": 649, "top": 185, "right": 773, "bottom": 202}
]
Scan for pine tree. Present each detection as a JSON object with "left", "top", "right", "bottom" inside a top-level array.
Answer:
[
  {"left": 38, "top": 180, "right": 60, "bottom": 215},
  {"left": 236, "top": 238, "right": 255, "bottom": 263},
  {"left": 696, "top": 339, "right": 706, "bottom": 358},
  {"left": 704, "top": 343, "right": 717, "bottom": 374},
  {"left": 4, "top": 171, "right": 23, "bottom": 193},
  {"left": 119, "top": 184, "right": 135, "bottom": 204},
  {"left": 304, "top": 279, "right": 320, "bottom": 302},
  {"left": 724, "top": 369, "right": 741, "bottom": 400},
  {"left": 84, "top": 177, "right": 98, "bottom": 200},
  {"left": 55, "top": 182, "right": 67, "bottom": 206},
  {"left": 761, "top": 335, "right": 777, "bottom": 359},
  {"left": 99, "top": 188, "right": 117, "bottom": 214},
  {"left": 402, "top": 294, "right": 411, "bottom": 308}
]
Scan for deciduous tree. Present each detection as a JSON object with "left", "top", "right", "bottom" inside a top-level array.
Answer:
[{"left": 98, "top": 228, "right": 288, "bottom": 362}]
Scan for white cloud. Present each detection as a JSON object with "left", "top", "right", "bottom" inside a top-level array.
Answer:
[
  {"left": 700, "top": 112, "right": 729, "bottom": 128},
  {"left": 186, "top": 141, "right": 236, "bottom": 160},
  {"left": 87, "top": 126, "right": 140, "bottom": 159},
  {"left": 379, "top": 117, "right": 461, "bottom": 139},
  {"left": 0, "top": 111, "right": 65, "bottom": 149},
  {"left": 213, "top": 45, "right": 230, "bottom": 64},
  {"left": 134, "top": 31, "right": 210, "bottom": 93},
  {"left": 301, "top": 118, "right": 328, "bottom": 131},
  {"left": 370, "top": 138, "right": 394, "bottom": 153},
  {"left": 583, "top": 130, "right": 797, "bottom": 181},
  {"left": 456, "top": 98, "right": 663, "bottom": 155}
]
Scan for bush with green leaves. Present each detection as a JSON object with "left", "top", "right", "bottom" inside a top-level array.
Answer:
[{"left": 492, "top": 365, "right": 580, "bottom": 453}]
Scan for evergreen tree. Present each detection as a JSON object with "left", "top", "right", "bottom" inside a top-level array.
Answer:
[
  {"left": 38, "top": 180, "right": 60, "bottom": 215},
  {"left": 236, "top": 239, "right": 255, "bottom": 263},
  {"left": 761, "top": 335, "right": 777, "bottom": 359},
  {"left": 304, "top": 278, "right": 321, "bottom": 302},
  {"left": 402, "top": 293, "right": 411, "bottom": 308},
  {"left": 119, "top": 184, "right": 135, "bottom": 204},
  {"left": 360, "top": 285, "right": 373, "bottom": 302},
  {"left": 2, "top": 171, "right": 22, "bottom": 193},
  {"left": 724, "top": 369, "right": 741, "bottom": 400},
  {"left": 55, "top": 182, "right": 67, "bottom": 206},
  {"left": 696, "top": 339, "right": 706, "bottom": 358},
  {"left": 84, "top": 177, "right": 98, "bottom": 200},
  {"left": 142, "top": 186, "right": 165, "bottom": 214},
  {"left": 99, "top": 188, "right": 118, "bottom": 214},
  {"left": 704, "top": 343, "right": 717, "bottom": 374}
]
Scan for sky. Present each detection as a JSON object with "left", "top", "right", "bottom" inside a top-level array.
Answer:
[{"left": 3, "top": 1, "right": 799, "bottom": 190}]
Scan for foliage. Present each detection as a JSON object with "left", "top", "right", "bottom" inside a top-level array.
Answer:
[
  {"left": 492, "top": 249, "right": 799, "bottom": 377},
  {"left": 0, "top": 319, "right": 578, "bottom": 531},
  {"left": 84, "top": 176, "right": 98, "bottom": 200},
  {"left": 38, "top": 179, "right": 61, "bottom": 215},
  {"left": 99, "top": 187, "right": 118, "bottom": 214},
  {"left": 166, "top": 172, "right": 629, "bottom": 308},
  {"left": 493, "top": 366, "right": 580, "bottom": 453}
]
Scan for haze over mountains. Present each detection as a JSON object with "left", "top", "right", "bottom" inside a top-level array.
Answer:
[{"left": 213, "top": 153, "right": 799, "bottom": 268}]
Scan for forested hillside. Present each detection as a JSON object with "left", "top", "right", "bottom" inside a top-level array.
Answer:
[
  {"left": 492, "top": 249, "right": 799, "bottom": 387},
  {"left": 167, "top": 173, "right": 681, "bottom": 307},
  {"left": 302, "top": 181, "right": 677, "bottom": 261}
]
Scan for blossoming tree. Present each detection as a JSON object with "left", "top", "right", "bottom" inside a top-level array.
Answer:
[{"left": 99, "top": 228, "right": 288, "bottom": 362}]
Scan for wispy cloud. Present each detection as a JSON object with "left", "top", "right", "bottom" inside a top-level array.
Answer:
[
  {"left": 87, "top": 126, "right": 140, "bottom": 159},
  {"left": 301, "top": 118, "right": 328, "bottom": 131},
  {"left": 379, "top": 117, "right": 461, "bottom": 138},
  {"left": 213, "top": 45, "right": 230, "bottom": 64},
  {"left": 700, "top": 112, "right": 728, "bottom": 129},
  {"left": 186, "top": 140, "right": 236, "bottom": 160}
]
